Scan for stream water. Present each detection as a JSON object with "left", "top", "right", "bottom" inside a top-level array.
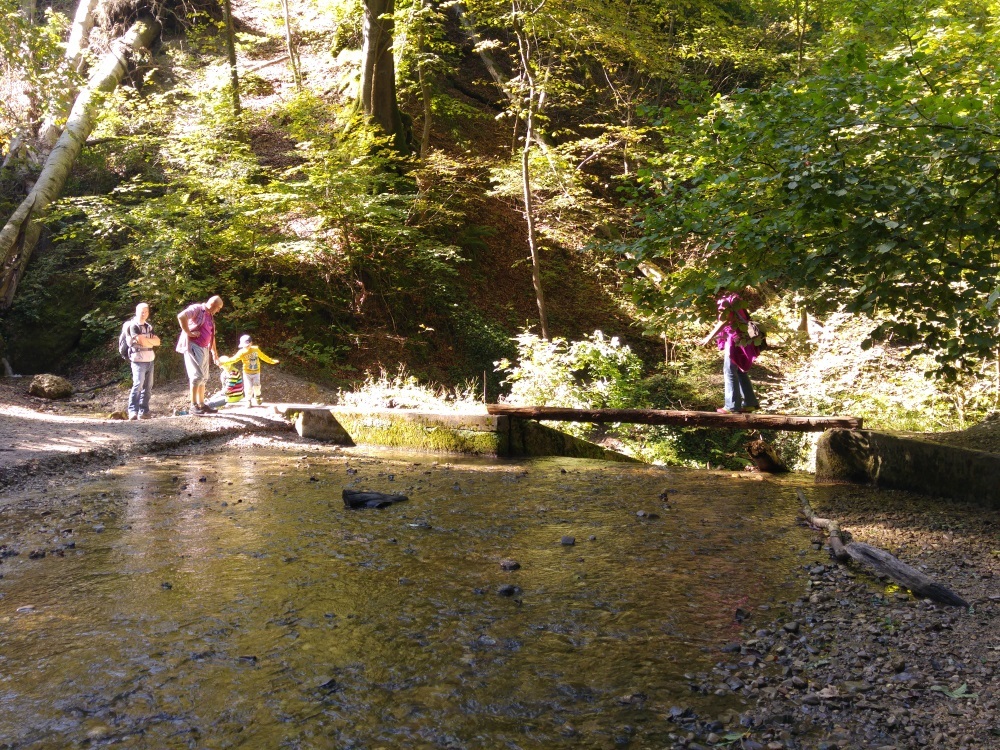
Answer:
[{"left": 0, "top": 446, "right": 817, "bottom": 748}]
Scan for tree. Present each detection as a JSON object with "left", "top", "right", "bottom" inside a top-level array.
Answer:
[
  {"left": 0, "top": 0, "right": 66, "bottom": 169},
  {"left": 222, "top": 0, "right": 241, "bottom": 115},
  {"left": 359, "top": 0, "right": 409, "bottom": 151},
  {"left": 612, "top": 0, "right": 1000, "bottom": 377},
  {"left": 0, "top": 15, "right": 160, "bottom": 307},
  {"left": 37, "top": 0, "right": 99, "bottom": 147}
]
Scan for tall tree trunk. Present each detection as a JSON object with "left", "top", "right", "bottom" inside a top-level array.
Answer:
[
  {"left": 37, "top": 0, "right": 100, "bottom": 147},
  {"left": 223, "top": 0, "right": 241, "bottom": 115},
  {"left": 0, "top": 16, "right": 161, "bottom": 309},
  {"left": 513, "top": 20, "right": 548, "bottom": 340},
  {"left": 416, "top": 20, "right": 431, "bottom": 159},
  {"left": 360, "top": 0, "right": 409, "bottom": 151}
]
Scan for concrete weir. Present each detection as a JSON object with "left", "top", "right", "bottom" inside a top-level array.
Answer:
[
  {"left": 816, "top": 429, "right": 1000, "bottom": 509},
  {"left": 274, "top": 406, "right": 637, "bottom": 461}
]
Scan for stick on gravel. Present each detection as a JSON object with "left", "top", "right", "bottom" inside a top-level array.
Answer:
[{"left": 798, "top": 489, "right": 968, "bottom": 607}]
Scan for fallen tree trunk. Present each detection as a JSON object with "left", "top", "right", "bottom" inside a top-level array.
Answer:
[
  {"left": 37, "top": 0, "right": 101, "bottom": 148},
  {"left": 487, "top": 405, "right": 862, "bottom": 432},
  {"left": 0, "top": 15, "right": 160, "bottom": 309},
  {"left": 797, "top": 489, "right": 968, "bottom": 607}
]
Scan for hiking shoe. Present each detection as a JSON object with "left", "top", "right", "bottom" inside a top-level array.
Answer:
[
  {"left": 201, "top": 404, "right": 218, "bottom": 414},
  {"left": 189, "top": 404, "right": 204, "bottom": 415},
  {"left": 128, "top": 413, "right": 138, "bottom": 421},
  {"left": 138, "top": 412, "right": 151, "bottom": 420}
]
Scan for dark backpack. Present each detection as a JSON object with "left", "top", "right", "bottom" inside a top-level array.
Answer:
[{"left": 118, "top": 320, "right": 133, "bottom": 360}]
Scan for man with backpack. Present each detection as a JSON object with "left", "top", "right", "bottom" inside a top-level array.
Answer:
[{"left": 121, "top": 302, "right": 161, "bottom": 420}]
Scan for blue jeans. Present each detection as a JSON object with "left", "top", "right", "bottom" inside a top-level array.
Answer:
[
  {"left": 723, "top": 352, "right": 758, "bottom": 412},
  {"left": 129, "top": 360, "right": 155, "bottom": 416}
]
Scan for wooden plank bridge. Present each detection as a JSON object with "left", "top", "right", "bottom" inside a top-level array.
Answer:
[{"left": 486, "top": 405, "right": 862, "bottom": 433}]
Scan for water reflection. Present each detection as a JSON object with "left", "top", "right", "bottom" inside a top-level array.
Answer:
[{"left": 0, "top": 448, "right": 812, "bottom": 748}]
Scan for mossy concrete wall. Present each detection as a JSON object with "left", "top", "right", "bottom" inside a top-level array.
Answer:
[
  {"left": 502, "top": 418, "right": 636, "bottom": 462},
  {"left": 816, "top": 429, "right": 1000, "bottom": 509},
  {"left": 278, "top": 406, "right": 636, "bottom": 461}
]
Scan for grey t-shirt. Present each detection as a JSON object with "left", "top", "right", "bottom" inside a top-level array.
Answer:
[{"left": 129, "top": 320, "right": 155, "bottom": 363}]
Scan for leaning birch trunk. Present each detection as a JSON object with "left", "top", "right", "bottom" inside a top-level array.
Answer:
[
  {"left": 37, "top": 0, "right": 101, "bottom": 147},
  {"left": 0, "top": 16, "right": 160, "bottom": 309}
]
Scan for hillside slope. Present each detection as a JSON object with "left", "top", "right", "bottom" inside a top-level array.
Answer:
[{"left": 0, "top": 0, "right": 646, "bottom": 389}]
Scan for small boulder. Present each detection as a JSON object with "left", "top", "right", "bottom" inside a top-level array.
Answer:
[
  {"left": 343, "top": 489, "right": 408, "bottom": 509},
  {"left": 500, "top": 559, "right": 521, "bottom": 571},
  {"left": 28, "top": 374, "right": 73, "bottom": 400}
]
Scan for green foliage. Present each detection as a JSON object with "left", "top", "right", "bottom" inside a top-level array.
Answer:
[
  {"left": 496, "top": 329, "right": 647, "bottom": 437},
  {"left": 614, "top": 0, "right": 1000, "bottom": 379},
  {"left": 337, "top": 366, "right": 483, "bottom": 411},
  {"left": 36, "top": 56, "right": 481, "bottom": 375},
  {"left": 497, "top": 329, "right": 647, "bottom": 409},
  {"left": 0, "top": 1, "right": 70, "bottom": 146}
]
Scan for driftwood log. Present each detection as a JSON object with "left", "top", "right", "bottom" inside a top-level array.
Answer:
[
  {"left": 486, "top": 405, "right": 862, "bottom": 432},
  {"left": 747, "top": 438, "right": 788, "bottom": 472},
  {"left": 343, "top": 489, "right": 409, "bottom": 509},
  {"left": 797, "top": 489, "right": 968, "bottom": 607}
]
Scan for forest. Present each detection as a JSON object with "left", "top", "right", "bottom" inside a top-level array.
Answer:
[
  {"left": 3, "top": 0, "right": 1000, "bottom": 466},
  {"left": 4, "top": 5, "right": 1000, "bottom": 747}
]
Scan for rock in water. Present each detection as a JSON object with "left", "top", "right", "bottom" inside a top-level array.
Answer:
[
  {"left": 342, "top": 489, "right": 409, "bottom": 509},
  {"left": 28, "top": 374, "right": 73, "bottom": 399}
]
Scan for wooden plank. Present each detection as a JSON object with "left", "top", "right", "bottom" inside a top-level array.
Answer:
[{"left": 486, "top": 405, "right": 861, "bottom": 432}]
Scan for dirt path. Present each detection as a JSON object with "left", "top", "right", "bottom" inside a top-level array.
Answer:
[{"left": 0, "top": 369, "right": 337, "bottom": 494}]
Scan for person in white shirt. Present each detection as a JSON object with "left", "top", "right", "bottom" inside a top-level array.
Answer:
[{"left": 126, "top": 302, "right": 161, "bottom": 420}]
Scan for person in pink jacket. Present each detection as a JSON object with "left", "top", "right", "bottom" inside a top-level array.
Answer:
[{"left": 701, "top": 292, "right": 760, "bottom": 414}]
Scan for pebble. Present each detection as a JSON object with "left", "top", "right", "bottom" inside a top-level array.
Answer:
[
  {"left": 497, "top": 584, "right": 519, "bottom": 597},
  {"left": 500, "top": 559, "right": 521, "bottom": 571},
  {"left": 561, "top": 536, "right": 575, "bottom": 546}
]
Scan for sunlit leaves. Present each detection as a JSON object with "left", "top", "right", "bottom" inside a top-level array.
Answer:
[{"left": 614, "top": 0, "right": 1000, "bottom": 378}]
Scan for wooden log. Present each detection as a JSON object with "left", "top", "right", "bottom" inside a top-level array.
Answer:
[
  {"left": 797, "top": 489, "right": 850, "bottom": 562},
  {"left": 343, "top": 489, "right": 408, "bottom": 509},
  {"left": 843, "top": 542, "right": 969, "bottom": 607},
  {"left": 797, "top": 489, "right": 968, "bottom": 607},
  {"left": 487, "top": 405, "right": 862, "bottom": 432}
]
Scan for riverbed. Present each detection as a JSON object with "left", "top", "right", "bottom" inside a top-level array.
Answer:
[{"left": 0, "top": 442, "right": 821, "bottom": 748}]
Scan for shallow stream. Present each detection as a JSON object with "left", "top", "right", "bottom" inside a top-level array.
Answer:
[{"left": 0, "top": 446, "right": 817, "bottom": 748}]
